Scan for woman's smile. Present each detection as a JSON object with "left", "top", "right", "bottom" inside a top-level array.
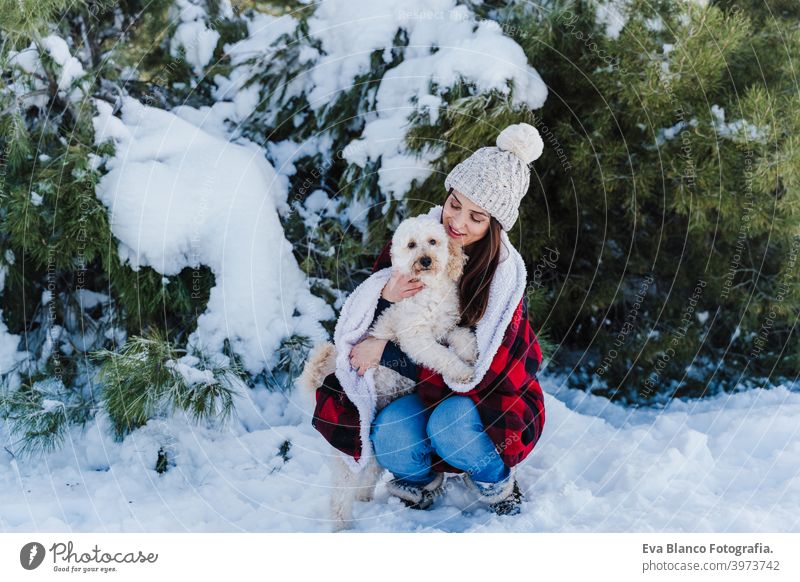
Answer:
[
  {"left": 442, "top": 189, "right": 491, "bottom": 247},
  {"left": 447, "top": 223, "right": 464, "bottom": 238}
]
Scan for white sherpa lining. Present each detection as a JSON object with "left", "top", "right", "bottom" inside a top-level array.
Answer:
[
  {"left": 332, "top": 267, "right": 392, "bottom": 472},
  {"left": 332, "top": 205, "right": 527, "bottom": 472}
]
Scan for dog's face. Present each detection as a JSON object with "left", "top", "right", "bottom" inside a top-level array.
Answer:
[{"left": 391, "top": 216, "right": 467, "bottom": 283}]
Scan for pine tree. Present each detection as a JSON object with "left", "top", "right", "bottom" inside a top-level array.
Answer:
[
  {"left": 212, "top": 0, "right": 555, "bottom": 358},
  {"left": 3, "top": 0, "right": 795, "bottom": 462},
  {"left": 93, "top": 330, "right": 243, "bottom": 440},
  {"left": 463, "top": 0, "right": 800, "bottom": 402},
  {"left": 230, "top": 0, "right": 799, "bottom": 403},
  {"left": 0, "top": 0, "right": 245, "bottom": 455}
]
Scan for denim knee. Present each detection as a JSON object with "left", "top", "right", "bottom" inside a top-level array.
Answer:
[
  {"left": 426, "top": 396, "right": 484, "bottom": 456},
  {"left": 370, "top": 394, "right": 433, "bottom": 483},
  {"left": 426, "top": 396, "right": 510, "bottom": 483}
]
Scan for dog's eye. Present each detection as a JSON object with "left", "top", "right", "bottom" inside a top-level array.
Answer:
[
  {"left": 429, "top": 239, "right": 436, "bottom": 245},
  {"left": 407, "top": 241, "right": 416, "bottom": 249}
]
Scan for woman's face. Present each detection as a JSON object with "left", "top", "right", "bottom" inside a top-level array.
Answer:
[{"left": 442, "top": 189, "right": 491, "bottom": 247}]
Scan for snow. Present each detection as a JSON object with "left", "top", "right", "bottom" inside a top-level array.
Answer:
[
  {"left": 654, "top": 105, "right": 765, "bottom": 148},
  {"left": 169, "top": 0, "right": 221, "bottom": 77},
  {"left": 166, "top": 358, "right": 216, "bottom": 386},
  {"left": 654, "top": 118, "right": 698, "bottom": 146},
  {"left": 294, "top": 190, "right": 338, "bottom": 231},
  {"left": 222, "top": 11, "right": 297, "bottom": 70},
  {"left": 593, "top": 0, "right": 631, "bottom": 40},
  {"left": 5, "top": 34, "right": 90, "bottom": 107},
  {"left": 213, "top": 0, "right": 547, "bottom": 209},
  {"left": 265, "top": 136, "right": 334, "bottom": 179},
  {"left": 0, "top": 310, "right": 24, "bottom": 380},
  {"left": 305, "top": 0, "right": 548, "bottom": 198},
  {"left": 40, "top": 35, "right": 86, "bottom": 91},
  {"left": 91, "top": 96, "right": 333, "bottom": 375},
  {"left": 1, "top": 375, "right": 797, "bottom": 532},
  {"left": 210, "top": 11, "right": 299, "bottom": 124},
  {"left": 75, "top": 289, "right": 110, "bottom": 311},
  {"left": 710, "top": 104, "right": 767, "bottom": 143},
  {"left": 41, "top": 400, "right": 64, "bottom": 413}
]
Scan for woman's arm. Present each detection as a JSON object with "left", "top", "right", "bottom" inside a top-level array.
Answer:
[
  {"left": 372, "top": 297, "right": 419, "bottom": 379},
  {"left": 359, "top": 297, "right": 419, "bottom": 381},
  {"left": 379, "top": 339, "right": 419, "bottom": 381},
  {"left": 350, "top": 266, "right": 424, "bottom": 376}
]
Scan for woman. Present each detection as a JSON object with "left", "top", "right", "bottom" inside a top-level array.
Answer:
[{"left": 312, "top": 123, "right": 546, "bottom": 516}]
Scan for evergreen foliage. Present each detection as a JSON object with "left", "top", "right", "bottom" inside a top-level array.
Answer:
[
  {"left": 93, "top": 330, "right": 243, "bottom": 439},
  {"left": 1, "top": 0, "right": 798, "bottom": 460},
  {"left": 0, "top": 376, "right": 91, "bottom": 457},
  {"left": 399, "top": 0, "right": 800, "bottom": 402},
  {"left": 0, "top": 0, "right": 243, "bottom": 455}
]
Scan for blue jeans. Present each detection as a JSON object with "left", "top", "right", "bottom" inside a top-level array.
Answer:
[{"left": 370, "top": 393, "right": 511, "bottom": 486}]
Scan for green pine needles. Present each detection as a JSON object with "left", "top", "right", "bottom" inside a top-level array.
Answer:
[
  {"left": 93, "top": 331, "right": 245, "bottom": 440},
  {"left": 0, "top": 376, "right": 91, "bottom": 457}
]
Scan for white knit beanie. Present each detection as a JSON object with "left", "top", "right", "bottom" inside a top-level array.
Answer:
[{"left": 444, "top": 123, "right": 544, "bottom": 231}]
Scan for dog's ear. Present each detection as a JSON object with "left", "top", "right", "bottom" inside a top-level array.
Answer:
[{"left": 446, "top": 236, "right": 468, "bottom": 282}]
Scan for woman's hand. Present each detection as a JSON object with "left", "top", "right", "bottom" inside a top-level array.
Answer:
[
  {"left": 381, "top": 269, "right": 424, "bottom": 302},
  {"left": 349, "top": 336, "right": 388, "bottom": 376}
]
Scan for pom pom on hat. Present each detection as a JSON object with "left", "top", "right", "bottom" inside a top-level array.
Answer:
[{"left": 496, "top": 123, "right": 544, "bottom": 164}]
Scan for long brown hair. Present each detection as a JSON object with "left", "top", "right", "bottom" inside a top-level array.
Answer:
[{"left": 444, "top": 188, "right": 503, "bottom": 328}]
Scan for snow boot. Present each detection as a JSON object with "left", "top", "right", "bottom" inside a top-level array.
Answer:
[
  {"left": 487, "top": 480, "right": 524, "bottom": 516},
  {"left": 385, "top": 472, "right": 445, "bottom": 510},
  {"left": 466, "top": 467, "right": 524, "bottom": 516}
]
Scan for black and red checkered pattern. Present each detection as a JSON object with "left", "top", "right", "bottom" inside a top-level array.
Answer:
[{"left": 311, "top": 240, "right": 545, "bottom": 471}]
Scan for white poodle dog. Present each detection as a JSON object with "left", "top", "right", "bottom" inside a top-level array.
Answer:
[{"left": 298, "top": 214, "right": 479, "bottom": 530}]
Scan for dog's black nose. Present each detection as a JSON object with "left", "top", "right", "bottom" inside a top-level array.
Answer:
[{"left": 420, "top": 256, "right": 432, "bottom": 268}]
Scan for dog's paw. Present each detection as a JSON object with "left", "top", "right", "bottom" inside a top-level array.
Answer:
[
  {"left": 460, "top": 341, "right": 478, "bottom": 365},
  {"left": 449, "top": 347, "right": 477, "bottom": 366},
  {"left": 449, "top": 333, "right": 478, "bottom": 365},
  {"left": 356, "top": 490, "right": 374, "bottom": 502},
  {"left": 444, "top": 364, "right": 474, "bottom": 384},
  {"left": 445, "top": 371, "right": 471, "bottom": 384}
]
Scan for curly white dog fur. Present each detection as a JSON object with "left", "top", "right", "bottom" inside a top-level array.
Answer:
[
  {"left": 369, "top": 215, "right": 478, "bottom": 385},
  {"left": 298, "top": 215, "right": 479, "bottom": 531}
]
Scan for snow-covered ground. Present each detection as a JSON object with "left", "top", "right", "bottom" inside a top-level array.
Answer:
[
  {"left": 2, "top": 0, "right": 797, "bottom": 535},
  {"left": 2, "top": 375, "right": 798, "bottom": 533}
]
